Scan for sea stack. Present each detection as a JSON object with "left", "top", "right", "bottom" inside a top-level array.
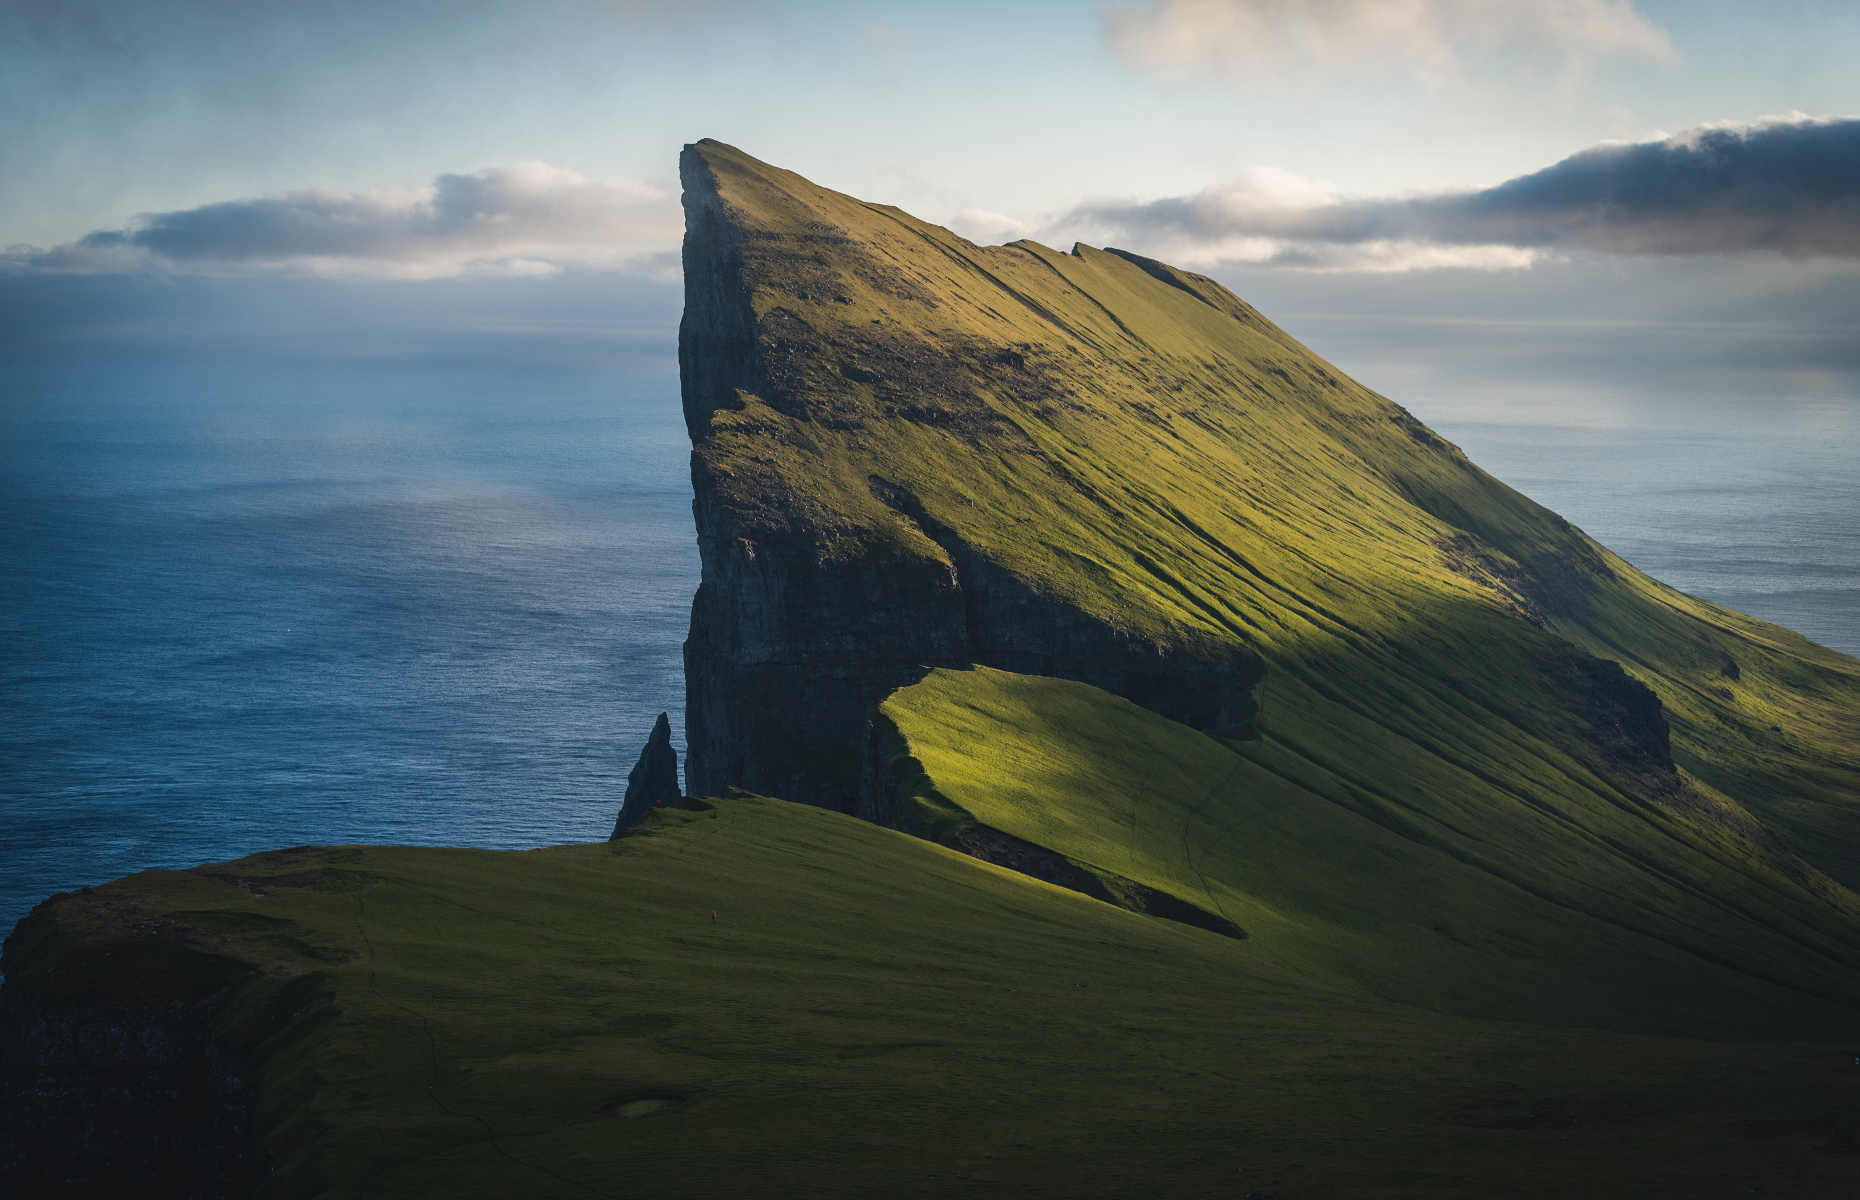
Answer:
[{"left": 612, "top": 712, "right": 680, "bottom": 837}]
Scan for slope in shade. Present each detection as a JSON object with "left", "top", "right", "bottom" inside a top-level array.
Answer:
[
  {"left": 679, "top": 138, "right": 1860, "bottom": 1029},
  {"left": 11, "top": 802, "right": 1860, "bottom": 1197}
]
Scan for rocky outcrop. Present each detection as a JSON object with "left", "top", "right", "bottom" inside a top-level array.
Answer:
[
  {"left": 1538, "top": 646, "right": 1678, "bottom": 790},
  {"left": 613, "top": 712, "right": 682, "bottom": 836},
  {"left": 946, "top": 822, "right": 1248, "bottom": 941}
]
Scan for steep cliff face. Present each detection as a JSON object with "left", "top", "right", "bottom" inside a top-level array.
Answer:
[
  {"left": 680, "top": 145, "right": 962, "bottom": 810},
  {"left": 0, "top": 882, "right": 332, "bottom": 1195}
]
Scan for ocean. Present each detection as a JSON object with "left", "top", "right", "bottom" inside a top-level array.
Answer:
[
  {"left": 2, "top": 357, "right": 696, "bottom": 938},
  {"left": 3, "top": 356, "right": 1856, "bottom": 937}
]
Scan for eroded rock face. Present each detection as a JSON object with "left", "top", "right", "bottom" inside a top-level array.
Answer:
[
  {"left": 613, "top": 712, "right": 682, "bottom": 836},
  {"left": 1538, "top": 648, "right": 1677, "bottom": 790}
]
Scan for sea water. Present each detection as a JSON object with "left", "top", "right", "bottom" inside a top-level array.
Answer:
[
  {"left": 2, "top": 359, "right": 1856, "bottom": 936},
  {"left": 2, "top": 357, "right": 696, "bottom": 936},
  {"left": 1432, "top": 409, "right": 1860, "bottom": 658}
]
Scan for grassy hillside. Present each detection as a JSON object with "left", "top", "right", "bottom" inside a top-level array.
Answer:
[
  {"left": 8, "top": 800, "right": 1860, "bottom": 1198},
  {"left": 683, "top": 139, "right": 1860, "bottom": 1029},
  {"left": 880, "top": 666, "right": 1860, "bottom": 1035}
]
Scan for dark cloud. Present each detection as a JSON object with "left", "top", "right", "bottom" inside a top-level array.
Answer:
[
  {"left": 1435, "top": 117, "right": 1860, "bottom": 256},
  {"left": 1065, "top": 117, "right": 1860, "bottom": 266}
]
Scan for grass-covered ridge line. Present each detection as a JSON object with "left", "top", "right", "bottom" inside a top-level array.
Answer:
[{"left": 9, "top": 801, "right": 1860, "bottom": 1198}]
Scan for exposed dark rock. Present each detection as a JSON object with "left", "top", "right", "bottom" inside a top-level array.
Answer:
[
  {"left": 613, "top": 712, "right": 682, "bottom": 837},
  {"left": 1412, "top": 495, "right": 1614, "bottom": 626},
  {"left": 1437, "top": 534, "right": 1549, "bottom": 627},
  {"left": 0, "top": 892, "right": 333, "bottom": 1196},
  {"left": 948, "top": 822, "right": 1248, "bottom": 941},
  {"left": 677, "top": 149, "right": 761, "bottom": 441},
  {"left": 1538, "top": 647, "right": 1677, "bottom": 790}
]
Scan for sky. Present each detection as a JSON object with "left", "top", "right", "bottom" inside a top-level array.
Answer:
[{"left": 4, "top": 0, "right": 1859, "bottom": 429}]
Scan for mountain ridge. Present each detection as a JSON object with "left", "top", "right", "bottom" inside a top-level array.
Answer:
[{"left": 677, "top": 137, "right": 1860, "bottom": 1032}]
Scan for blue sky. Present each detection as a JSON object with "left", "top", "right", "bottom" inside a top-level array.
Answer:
[
  {"left": 4, "top": 0, "right": 1859, "bottom": 427},
  {"left": 5, "top": 1, "right": 1858, "bottom": 242}
]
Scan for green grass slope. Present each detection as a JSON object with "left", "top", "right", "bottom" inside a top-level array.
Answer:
[
  {"left": 685, "top": 139, "right": 1860, "bottom": 1028},
  {"left": 9, "top": 802, "right": 1860, "bottom": 1198},
  {"left": 880, "top": 666, "right": 1860, "bottom": 1035}
]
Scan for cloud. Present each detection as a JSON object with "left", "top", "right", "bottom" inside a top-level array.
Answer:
[
  {"left": 3, "top": 163, "right": 681, "bottom": 280},
  {"left": 947, "top": 208, "right": 1036, "bottom": 245},
  {"left": 1104, "top": 0, "right": 1674, "bottom": 81},
  {"left": 1231, "top": 240, "right": 1540, "bottom": 273},
  {"left": 22, "top": 114, "right": 1859, "bottom": 285},
  {"left": 1055, "top": 116, "right": 1860, "bottom": 272},
  {"left": 1427, "top": 116, "right": 1860, "bottom": 257}
]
